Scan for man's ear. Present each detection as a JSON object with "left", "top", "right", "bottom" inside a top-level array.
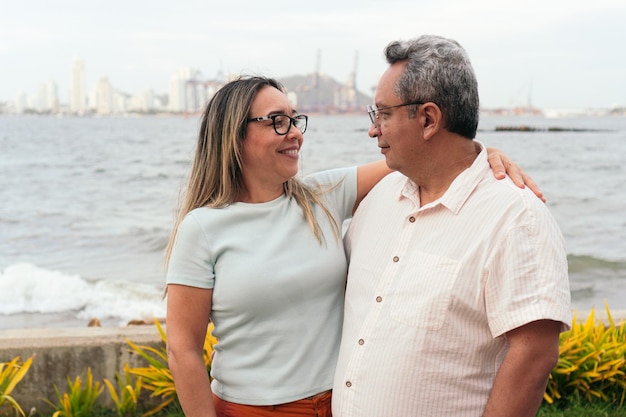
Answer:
[{"left": 422, "top": 103, "right": 442, "bottom": 141}]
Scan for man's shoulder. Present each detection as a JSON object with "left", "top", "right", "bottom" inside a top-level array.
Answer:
[
  {"left": 474, "top": 174, "right": 559, "bottom": 228},
  {"left": 480, "top": 173, "right": 545, "bottom": 207},
  {"left": 372, "top": 171, "right": 407, "bottom": 191}
]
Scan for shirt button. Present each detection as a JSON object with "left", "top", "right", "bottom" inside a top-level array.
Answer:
[
  {"left": 376, "top": 296, "right": 382, "bottom": 302},
  {"left": 358, "top": 339, "right": 365, "bottom": 345},
  {"left": 346, "top": 381, "right": 352, "bottom": 387},
  {"left": 393, "top": 256, "right": 399, "bottom": 262},
  {"left": 409, "top": 216, "right": 416, "bottom": 223}
]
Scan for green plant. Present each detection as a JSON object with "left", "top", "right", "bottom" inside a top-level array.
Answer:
[
  {"left": 539, "top": 393, "right": 626, "bottom": 416},
  {"left": 0, "top": 355, "right": 34, "bottom": 417},
  {"left": 46, "top": 367, "right": 104, "bottom": 417},
  {"left": 127, "top": 320, "right": 216, "bottom": 417},
  {"left": 103, "top": 364, "right": 143, "bottom": 417},
  {"left": 545, "top": 303, "right": 626, "bottom": 406},
  {"left": 126, "top": 323, "right": 175, "bottom": 417}
]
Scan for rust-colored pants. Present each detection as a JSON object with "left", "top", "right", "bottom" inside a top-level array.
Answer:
[{"left": 213, "top": 390, "right": 332, "bottom": 417}]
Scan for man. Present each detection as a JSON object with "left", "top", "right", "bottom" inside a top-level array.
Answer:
[{"left": 332, "top": 35, "right": 571, "bottom": 417}]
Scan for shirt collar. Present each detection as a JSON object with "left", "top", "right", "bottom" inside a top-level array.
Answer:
[{"left": 400, "top": 141, "right": 489, "bottom": 214}]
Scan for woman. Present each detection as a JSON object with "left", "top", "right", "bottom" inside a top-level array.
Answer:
[{"left": 165, "top": 76, "right": 539, "bottom": 417}]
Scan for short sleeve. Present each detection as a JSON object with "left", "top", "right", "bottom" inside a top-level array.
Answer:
[
  {"left": 486, "top": 202, "right": 571, "bottom": 337},
  {"left": 304, "top": 167, "right": 358, "bottom": 222},
  {"left": 166, "top": 212, "right": 215, "bottom": 289}
]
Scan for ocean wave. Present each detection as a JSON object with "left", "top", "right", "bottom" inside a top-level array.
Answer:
[
  {"left": 567, "top": 254, "right": 626, "bottom": 273},
  {"left": 126, "top": 226, "right": 170, "bottom": 252},
  {"left": 0, "top": 263, "right": 166, "bottom": 324}
]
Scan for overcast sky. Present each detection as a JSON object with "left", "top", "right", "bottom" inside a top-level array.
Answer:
[{"left": 2, "top": 0, "right": 624, "bottom": 109}]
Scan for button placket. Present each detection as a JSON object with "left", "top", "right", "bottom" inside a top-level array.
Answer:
[{"left": 343, "top": 205, "right": 417, "bottom": 404}]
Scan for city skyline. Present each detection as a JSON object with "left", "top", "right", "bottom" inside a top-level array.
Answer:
[
  {"left": 10, "top": 55, "right": 371, "bottom": 115},
  {"left": 12, "top": 56, "right": 170, "bottom": 115},
  {"left": 2, "top": 0, "right": 625, "bottom": 110},
  {"left": 8, "top": 55, "right": 365, "bottom": 115}
]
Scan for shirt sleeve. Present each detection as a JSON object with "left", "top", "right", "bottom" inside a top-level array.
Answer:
[
  {"left": 166, "top": 211, "right": 215, "bottom": 289},
  {"left": 485, "top": 197, "right": 571, "bottom": 337},
  {"left": 304, "top": 166, "right": 358, "bottom": 222}
]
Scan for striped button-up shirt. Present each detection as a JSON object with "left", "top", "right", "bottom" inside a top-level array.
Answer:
[{"left": 332, "top": 147, "right": 571, "bottom": 417}]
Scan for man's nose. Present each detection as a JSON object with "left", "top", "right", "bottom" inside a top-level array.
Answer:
[{"left": 368, "top": 123, "right": 380, "bottom": 138}]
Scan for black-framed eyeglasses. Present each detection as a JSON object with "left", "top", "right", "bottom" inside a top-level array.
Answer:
[
  {"left": 247, "top": 114, "right": 308, "bottom": 135},
  {"left": 367, "top": 102, "right": 424, "bottom": 127}
]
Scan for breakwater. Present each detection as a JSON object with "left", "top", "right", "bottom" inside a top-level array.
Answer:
[{"left": 493, "top": 125, "right": 612, "bottom": 132}]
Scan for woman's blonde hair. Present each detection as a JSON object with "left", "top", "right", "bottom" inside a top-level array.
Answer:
[{"left": 165, "top": 76, "right": 340, "bottom": 267}]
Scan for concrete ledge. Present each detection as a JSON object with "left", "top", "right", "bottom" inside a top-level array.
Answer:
[{"left": 0, "top": 326, "right": 163, "bottom": 414}]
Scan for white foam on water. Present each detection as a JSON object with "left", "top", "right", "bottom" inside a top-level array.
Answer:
[{"left": 0, "top": 263, "right": 166, "bottom": 324}]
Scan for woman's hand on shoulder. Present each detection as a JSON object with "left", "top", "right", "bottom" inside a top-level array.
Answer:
[{"left": 486, "top": 147, "right": 545, "bottom": 203}]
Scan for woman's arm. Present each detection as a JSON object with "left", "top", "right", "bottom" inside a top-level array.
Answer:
[
  {"left": 166, "top": 284, "right": 216, "bottom": 417},
  {"left": 354, "top": 160, "right": 392, "bottom": 213},
  {"left": 354, "top": 148, "right": 544, "bottom": 213}
]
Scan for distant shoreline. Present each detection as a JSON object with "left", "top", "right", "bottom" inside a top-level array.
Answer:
[{"left": 492, "top": 125, "right": 615, "bottom": 132}]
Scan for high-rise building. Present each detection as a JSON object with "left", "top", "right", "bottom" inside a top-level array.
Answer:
[
  {"left": 168, "top": 68, "right": 190, "bottom": 113},
  {"left": 168, "top": 68, "right": 225, "bottom": 113},
  {"left": 69, "top": 57, "right": 86, "bottom": 115},
  {"left": 113, "top": 91, "right": 127, "bottom": 113},
  {"left": 95, "top": 77, "right": 113, "bottom": 114},
  {"left": 39, "top": 80, "right": 59, "bottom": 113}
]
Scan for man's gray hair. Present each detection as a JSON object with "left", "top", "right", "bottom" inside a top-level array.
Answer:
[{"left": 384, "top": 34, "right": 479, "bottom": 138}]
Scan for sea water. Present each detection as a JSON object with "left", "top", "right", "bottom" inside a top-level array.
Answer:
[{"left": 0, "top": 114, "right": 625, "bottom": 329}]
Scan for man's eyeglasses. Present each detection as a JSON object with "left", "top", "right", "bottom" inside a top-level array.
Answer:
[
  {"left": 367, "top": 102, "right": 424, "bottom": 127},
  {"left": 247, "top": 114, "right": 308, "bottom": 135}
]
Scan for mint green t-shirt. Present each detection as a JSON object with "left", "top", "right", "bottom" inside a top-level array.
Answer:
[{"left": 166, "top": 167, "right": 358, "bottom": 405}]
